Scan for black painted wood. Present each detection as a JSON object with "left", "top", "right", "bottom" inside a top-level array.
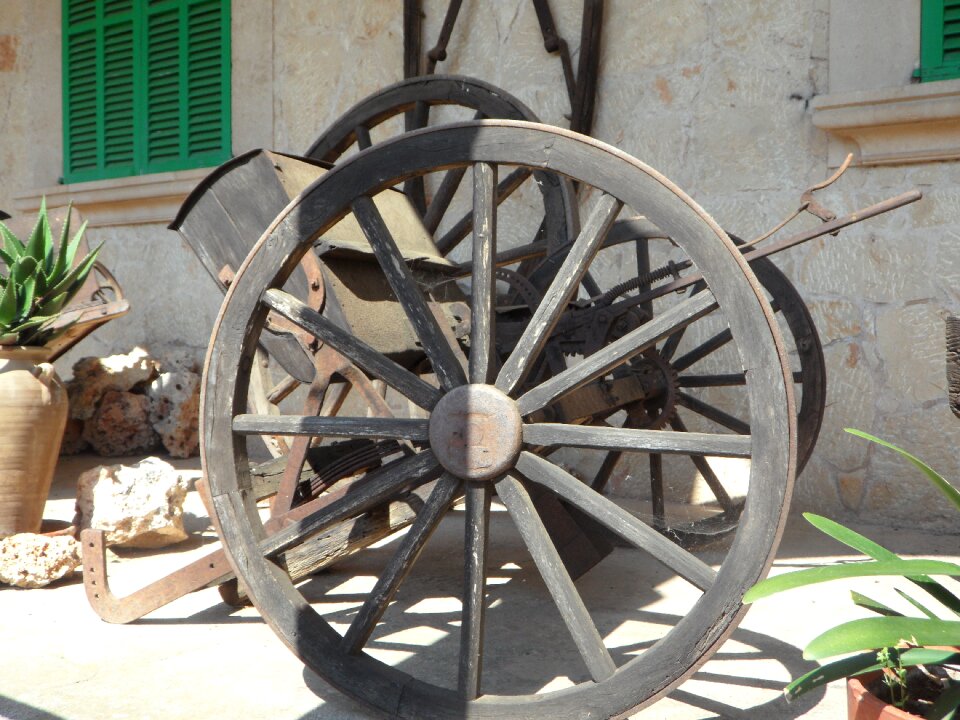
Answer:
[
  {"left": 676, "top": 392, "right": 751, "bottom": 435},
  {"left": 262, "top": 288, "right": 442, "bottom": 410},
  {"left": 496, "top": 474, "right": 617, "bottom": 682},
  {"left": 669, "top": 416, "right": 735, "bottom": 513},
  {"left": 515, "top": 452, "right": 717, "bottom": 591}
]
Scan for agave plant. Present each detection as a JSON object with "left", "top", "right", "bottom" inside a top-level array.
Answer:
[
  {"left": 0, "top": 199, "right": 101, "bottom": 346},
  {"left": 745, "top": 430, "right": 960, "bottom": 718}
]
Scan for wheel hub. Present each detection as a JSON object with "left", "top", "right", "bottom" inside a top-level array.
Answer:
[{"left": 428, "top": 384, "right": 523, "bottom": 481}]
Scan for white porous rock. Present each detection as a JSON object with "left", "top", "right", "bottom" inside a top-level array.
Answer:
[
  {"left": 67, "top": 347, "right": 159, "bottom": 420},
  {"left": 74, "top": 458, "right": 191, "bottom": 549},
  {"left": 147, "top": 371, "right": 201, "bottom": 458},
  {"left": 0, "top": 534, "right": 82, "bottom": 588},
  {"left": 148, "top": 345, "right": 203, "bottom": 375}
]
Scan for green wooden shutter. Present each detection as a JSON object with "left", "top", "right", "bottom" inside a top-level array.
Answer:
[
  {"left": 919, "top": 0, "right": 960, "bottom": 81},
  {"left": 62, "top": 0, "right": 230, "bottom": 183}
]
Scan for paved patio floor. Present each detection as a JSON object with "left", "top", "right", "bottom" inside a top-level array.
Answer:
[{"left": 2, "top": 453, "right": 957, "bottom": 720}]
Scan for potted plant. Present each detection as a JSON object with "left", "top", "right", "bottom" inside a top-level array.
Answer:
[
  {"left": 744, "top": 429, "right": 960, "bottom": 718},
  {"left": 0, "top": 200, "right": 100, "bottom": 535}
]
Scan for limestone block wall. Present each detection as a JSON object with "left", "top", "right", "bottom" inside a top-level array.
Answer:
[{"left": 0, "top": 0, "right": 957, "bottom": 527}]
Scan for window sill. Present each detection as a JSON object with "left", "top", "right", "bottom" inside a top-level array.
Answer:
[
  {"left": 811, "top": 78, "right": 960, "bottom": 166},
  {"left": 12, "top": 168, "right": 212, "bottom": 227}
]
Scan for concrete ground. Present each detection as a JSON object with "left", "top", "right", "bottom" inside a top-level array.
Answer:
[{"left": 2, "top": 454, "right": 958, "bottom": 720}]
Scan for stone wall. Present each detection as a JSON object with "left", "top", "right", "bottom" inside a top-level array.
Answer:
[{"left": 0, "top": 0, "right": 958, "bottom": 527}]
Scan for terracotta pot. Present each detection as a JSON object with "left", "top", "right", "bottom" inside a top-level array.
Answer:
[
  {"left": 0, "top": 346, "right": 68, "bottom": 535},
  {"left": 847, "top": 672, "right": 921, "bottom": 720}
]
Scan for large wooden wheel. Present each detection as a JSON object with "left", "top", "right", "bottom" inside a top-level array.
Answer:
[{"left": 202, "top": 121, "right": 796, "bottom": 718}]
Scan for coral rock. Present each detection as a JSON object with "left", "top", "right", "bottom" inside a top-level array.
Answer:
[
  {"left": 0, "top": 534, "right": 81, "bottom": 588},
  {"left": 74, "top": 457, "right": 191, "bottom": 548},
  {"left": 67, "top": 347, "right": 158, "bottom": 420},
  {"left": 148, "top": 371, "right": 201, "bottom": 458},
  {"left": 82, "top": 390, "right": 159, "bottom": 456}
]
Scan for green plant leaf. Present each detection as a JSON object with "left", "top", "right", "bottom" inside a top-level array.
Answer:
[
  {"left": 0, "top": 222, "right": 25, "bottom": 260},
  {"left": 804, "top": 617, "right": 960, "bottom": 660},
  {"left": 928, "top": 679, "right": 960, "bottom": 720},
  {"left": 50, "top": 217, "right": 86, "bottom": 282},
  {"left": 804, "top": 513, "right": 960, "bottom": 617},
  {"left": 36, "top": 291, "right": 69, "bottom": 318},
  {"left": 0, "top": 278, "right": 17, "bottom": 326},
  {"left": 784, "top": 648, "right": 960, "bottom": 698},
  {"left": 17, "top": 274, "right": 36, "bottom": 319},
  {"left": 44, "top": 243, "right": 101, "bottom": 305},
  {"left": 744, "top": 559, "right": 960, "bottom": 603},
  {"left": 894, "top": 587, "right": 938, "bottom": 619},
  {"left": 846, "top": 428, "right": 960, "bottom": 513},
  {"left": 0, "top": 246, "right": 16, "bottom": 269},
  {"left": 24, "top": 198, "right": 51, "bottom": 265},
  {"left": 851, "top": 591, "right": 902, "bottom": 617}
]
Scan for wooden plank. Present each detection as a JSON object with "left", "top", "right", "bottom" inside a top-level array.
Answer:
[
  {"left": 350, "top": 195, "right": 466, "bottom": 390},
  {"left": 469, "top": 162, "right": 497, "bottom": 384},
  {"left": 459, "top": 482, "right": 491, "bottom": 699},
  {"left": 671, "top": 328, "right": 732, "bottom": 372},
  {"left": 522, "top": 423, "right": 752, "bottom": 458},
  {"left": 514, "top": 452, "right": 717, "bottom": 592},
  {"left": 496, "top": 193, "right": 622, "bottom": 395},
  {"left": 262, "top": 288, "right": 442, "bottom": 410},
  {"left": 232, "top": 414, "right": 429, "bottom": 441},
  {"left": 342, "top": 475, "right": 461, "bottom": 653},
  {"left": 495, "top": 474, "right": 616, "bottom": 683},
  {"left": 422, "top": 166, "right": 467, "bottom": 234},
  {"left": 516, "top": 291, "right": 718, "bottom": 415}
]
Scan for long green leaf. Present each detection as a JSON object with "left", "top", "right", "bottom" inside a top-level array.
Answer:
[
  {"left": 18, "top": 275, "right": 36, "bottom": 319},
  {"left": 744, "top": 559, "right": 960, "bottom": 603},
  {"left": 851, "top": 590, "right": 902, "bottom": 617},
  {"left": 846, "top": 428, "right": 960, "bottom": 512},
  {"left": 804, "top": 617, "right": 960, "bottom": 660},
  {"left": 24, "top": 198, "right": 51, "bottom": 264},
  {"left": 36, "top": 291, "right": 70, "bottom": 318},
  {"left": 895, "top": 587, "right": 938, "bottom": 619},
  {"left": 804, "top": 513, "right": 960, "bottom": 617},
  {"left": 51, "top": 218, "right": 86, "bottom": 282},
  {"left": 785, "top": 648, "right": 960, "bottom": 698},
  {"left": 0, "top": 246, "right": 16, "bottom": 269}
]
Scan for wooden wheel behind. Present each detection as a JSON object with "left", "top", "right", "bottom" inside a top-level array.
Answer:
[{"left": 202, "top": 121, "right": 796, "bottom": 718}]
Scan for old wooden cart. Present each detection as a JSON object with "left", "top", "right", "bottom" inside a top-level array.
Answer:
[{"left": 75, "top": 69, "right": 922, "bottom": 717}]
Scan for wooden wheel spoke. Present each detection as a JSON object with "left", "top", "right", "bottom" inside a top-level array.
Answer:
[
  {"left": 495, "top": 474, "right": 617, "bottom": 682},
  {"left": 436, "top": 167, "right": 532, "bottom": 255},
  {"left": 516, "top": 291, "right": 718, "bottom": 415},
  {"left": 262, "top": 289, "right": 442, "bottom": 410},
  {"left": 423, "top": 166, "right": 467, "bottom": 234},
  {"left": 676, "top": 392, "right": 750, "bottom": 435},
  {"left": 470, "top": 162, "right": 497, "bottom": 384},
  {"left": 677, "top": 373, "right": 747, "bottom": 388},
  {"left": 514, "top": 452, "right": 717, "bottom": 591},
  {"left": 659, "top": 285, "right": 706, "bottom": 362},
  {"left": 354, "top": 125, "right": 372, "bottom": 150},
  {"left": 351, "top": 195, "right": 466, "bottom": 390},
  {"left": 341, "top": 474, "right": 461, "bottom": 654},
  {"left": 649, "top": 454, "right": 665, "bottom": 525},
  {"left": 669, "top": 416, "right": 736, "bottom": 513},
  {"left": 258, "top": 450, "right": 442, "bottom": 559},
  {"left": 672, "top": 328, "right": 732, "bottom": 372},
  {"left": 232, "top": 414, "right": 429, "bottom": 441},
  {"left": 459, "top": 482, "right": 492, "bottom": 699},
  {"left": 497, "top": 193, "right": 623, "bottom": 395},
  {"left": 522, "top": 423, "right": 752, "bottom": 458}
]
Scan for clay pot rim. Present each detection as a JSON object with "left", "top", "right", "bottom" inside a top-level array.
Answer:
[{"left": 0, "top": 345, "right": 55, "bottom": 364}]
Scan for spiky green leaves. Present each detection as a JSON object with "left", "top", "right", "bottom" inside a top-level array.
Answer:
[{"left": 0, "top": 199, "right": 101, "bottom": 346}]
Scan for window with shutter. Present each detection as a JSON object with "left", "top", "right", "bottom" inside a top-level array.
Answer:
[
  {"left": 919, "top": 0, "right": 960, "bottom": 81},
  {"left": 62, "top": 0, "right": 231, "bottom": 184}
]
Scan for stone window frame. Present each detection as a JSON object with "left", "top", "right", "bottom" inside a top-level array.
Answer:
[{"left": 811, "top": 0, "right": 960, "bottom": 166}]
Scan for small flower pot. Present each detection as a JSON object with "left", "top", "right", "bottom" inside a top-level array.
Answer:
[
  {"left": 847, "top": 672, "right": 921, "bottom": 720},
  {"left": 0, "top": 346, "right": 68, "bottom": 535}
]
